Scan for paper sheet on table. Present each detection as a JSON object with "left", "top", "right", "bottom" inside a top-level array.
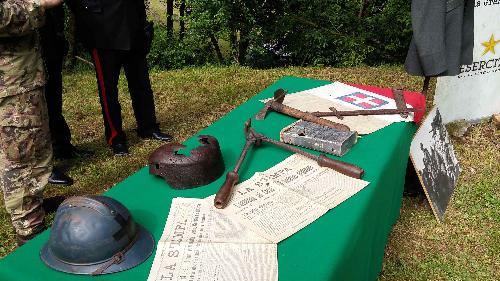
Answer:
[
  {"left": 264, "top": 155, "right": 370, "bottom": 209},
  {"left": 148, "top": 198, "right": 278, "bottom": 281},
  {"left": 212, "top": 155, "right": 370, "bottom": 243},
  {"left": 263, "top": 82, "right": 414, "bottom": 134},
  {"left": 207, "top": 175, "right": 329, "bottom": 243}
]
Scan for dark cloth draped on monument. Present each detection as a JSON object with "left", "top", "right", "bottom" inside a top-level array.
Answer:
[{"left": 405, "top": 0, "right": 475, "bottom": 77}]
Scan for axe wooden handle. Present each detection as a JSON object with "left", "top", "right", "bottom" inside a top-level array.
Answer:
[
  {"left": 214, "top": 172, "right": 239, "bottom": 209},
  {"left": 272, "top": 103, "right": 351, "bottom": 132},
  {"left": 317, "top": 155, "right": 364, "bottom": 179}
]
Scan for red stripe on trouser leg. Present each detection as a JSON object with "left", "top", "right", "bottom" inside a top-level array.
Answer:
[{"left": 92, "top": 49, "right": 118, "bottom": 145}]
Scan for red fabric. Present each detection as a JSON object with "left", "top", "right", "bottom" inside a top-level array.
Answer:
[
  {"left": 349, "top": 84, "right": 426, "bottom": 124},
  {"left": 92, "top": 49, "right": 119, "bottom": 145}
]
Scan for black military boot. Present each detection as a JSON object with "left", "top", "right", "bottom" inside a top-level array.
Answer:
[
  {"left": 148, "top": 130, "right": 173, "bottom": 142},
  {"left": 111, "top": 141, "right": 129, "bottom": 156},
  {"left": 138, "top": 128, "right": 173, "bottom": 142},
  {"left": 48, "top": 168, "right": 74, "bottom": 186}
]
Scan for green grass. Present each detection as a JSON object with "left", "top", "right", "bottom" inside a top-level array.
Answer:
[
  {"left": 0, "top": 65, "right": 498, "bottom": 280},
  {"left": 380, "top": 120, "right": 500, "bottom": 280}
]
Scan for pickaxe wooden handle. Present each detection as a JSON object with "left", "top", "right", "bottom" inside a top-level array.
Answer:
[
  {"left": 261, "top": 136, "right": 364, "bottom": 179},
  {"left": 214, "top": 120, "right": 257, "bottom": 209},
  {"left": 255, "top": 89, "right": 351, "bottom": 132},
  {"left": 271, "top": 102, "right": 351, "bottom": 131}
]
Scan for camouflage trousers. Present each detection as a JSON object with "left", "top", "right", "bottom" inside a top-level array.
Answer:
[{"left": 0, "top": 88, "right": 52, "bottom": 237}]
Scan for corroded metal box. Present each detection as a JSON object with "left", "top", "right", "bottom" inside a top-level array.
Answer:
[{"left": 280, "top": 120, "right": 357, "bottom": 156}]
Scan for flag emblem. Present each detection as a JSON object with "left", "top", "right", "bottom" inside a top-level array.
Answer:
[{"left": 336, "top": 92, "right": 388, "bottom": 109}]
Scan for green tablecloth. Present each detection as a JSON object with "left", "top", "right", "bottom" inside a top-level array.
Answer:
[{"left": 0, "top": 76, "right": 416, "bottom": 281}]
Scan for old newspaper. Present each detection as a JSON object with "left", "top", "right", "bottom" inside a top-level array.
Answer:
[
  {"left": 148, "top": 198, "right": 277, "bottom": 281},
  {"left": 214, "top": 155, "right": 370, "bottom": 243}
]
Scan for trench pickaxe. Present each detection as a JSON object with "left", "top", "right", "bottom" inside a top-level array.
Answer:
[{"left": 255, "top": 89, "right": 351, "bottom": 132}]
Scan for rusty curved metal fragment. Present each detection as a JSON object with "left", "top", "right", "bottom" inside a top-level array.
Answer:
[{"left": 149, "top": 135, "right": 225, "bottom": 189}]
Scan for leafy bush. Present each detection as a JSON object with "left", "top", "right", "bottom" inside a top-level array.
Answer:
[
  {"left": 148, "top": 25, "right": 218, "bottom": 69},
  {"left": 363, "top": 0, "right": 413, "bottom": 65},
  {"left": 247, "top": 0, "right": 411, "bottom": 68},
  {"left": 174, "top": 0, "right": 412, "bottom": 69}
]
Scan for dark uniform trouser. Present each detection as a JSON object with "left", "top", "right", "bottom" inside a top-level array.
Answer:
[
  {"left": 44, "top": 54, "right": 72, "bottom": 152},
  {"left": 0, "top": 88, "right": 52, "bottom": 236},
  {"left": 90, "top": 48, "right": 158, "bottom": 145}
]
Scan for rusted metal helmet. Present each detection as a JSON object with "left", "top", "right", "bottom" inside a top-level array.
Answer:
[
  {"left": 149, "top": 135, "right": 225, "bottom": 189},
  {"left": 40, "top": 196, "right": 154, "bottom": 275}
]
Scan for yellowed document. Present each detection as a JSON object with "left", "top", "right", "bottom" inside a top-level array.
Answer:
[
  {"left": 213, "top": 155, "right": 370, "bottom": 243},
  {"left": 148, "top": 198, "right": 278, "bottom": 281},
  {"left": 209, "top": 174, "right": 329, "bottom": 243},
  {"left": 265, "top": 155, "right": 370, "bottom": 209}
]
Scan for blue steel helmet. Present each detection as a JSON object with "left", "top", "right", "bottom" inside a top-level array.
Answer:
[{"left": 40, "top": 196, "right": 154, "bottom": 275}]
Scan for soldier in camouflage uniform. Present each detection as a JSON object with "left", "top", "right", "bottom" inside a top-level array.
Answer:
[{"left": 0, "top": 0, "right": 63, "bottom": 244}]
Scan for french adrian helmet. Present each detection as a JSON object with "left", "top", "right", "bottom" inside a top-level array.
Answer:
[{"left": 40, "top": 196, "right": 154, "bottom": 275}]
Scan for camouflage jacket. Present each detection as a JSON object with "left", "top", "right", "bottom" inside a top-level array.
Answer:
[{"left": 0, "top": 0, "right": 45, "bottom": 99}]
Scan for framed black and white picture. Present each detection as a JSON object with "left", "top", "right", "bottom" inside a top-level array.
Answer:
[{"left": 410, "top": 107, "right": 461, "bottom": 222}]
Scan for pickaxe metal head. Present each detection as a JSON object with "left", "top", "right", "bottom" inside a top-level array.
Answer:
[
  {"left": 255, "top": 89, "right": 288, "bottom": 120},
  {"left": 243, "top": 118, "right": 263, "bottom": 146},
  {"left": 273, "top": 88, "right": 287, "bottom": 103},
  {"left": 244, "top": 119, "right": 252, "bottom": 134}
]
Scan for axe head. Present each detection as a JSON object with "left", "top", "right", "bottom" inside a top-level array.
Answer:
[
  {"left": 255, "top": 101, "right": 272, "bottom": 120},
  {"left": 273, "top": 88, "right": 287, "bottom": 103},
  {"left": 255, "top": 89, "right": 288, "bottom": 120},
  {"left": 243, "top": 118, "right": 263, "bottom": 146},
  {"left": 244, "top": 118, "right": 252, "bottom": 134}
]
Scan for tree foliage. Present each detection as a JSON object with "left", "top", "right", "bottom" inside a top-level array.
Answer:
[{"left": 148, "top": 0, "right": 412, "bottom": 69}]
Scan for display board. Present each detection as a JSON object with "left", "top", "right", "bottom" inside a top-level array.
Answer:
[
  {"left": 410, "top": 107, "right": 461, "bottom": 222},
  {"left": 435, "top": 2, "right": 500, "bottom": 123}
]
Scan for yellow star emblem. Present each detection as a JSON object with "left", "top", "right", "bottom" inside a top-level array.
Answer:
[{"left": 482, "top": 34, "right": 500, "bottom": 56}]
